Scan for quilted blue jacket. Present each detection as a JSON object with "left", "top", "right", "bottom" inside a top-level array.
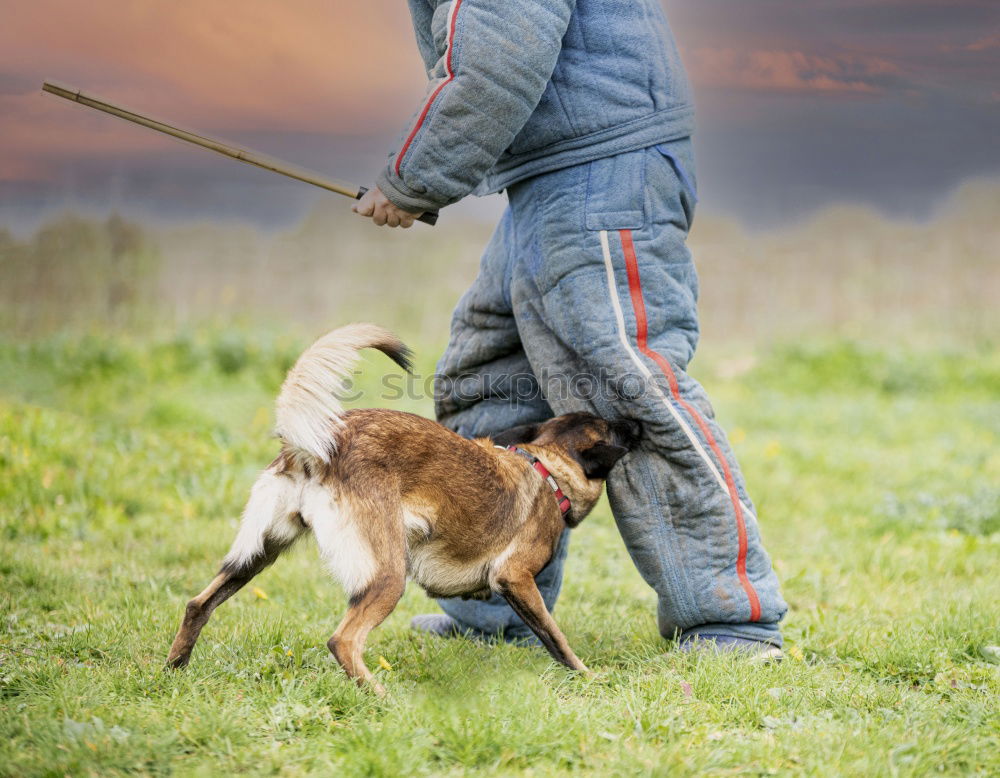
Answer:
[{"left": 375, "top": 0, "right": 694, "bottom": 214}]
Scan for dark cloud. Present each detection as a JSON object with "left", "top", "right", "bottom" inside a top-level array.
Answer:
[
  {"left": 818, "top": 0, "right": 1000, "bottom": 32},
  {"left": 666, "top": 0, "right": 1000, "bottom": 223},
  {"left": 693, "top": 89, "right": 1000, "bottom": 224},
  {"left": 0, "top": 0, "right": 997, "bottom": 230}
]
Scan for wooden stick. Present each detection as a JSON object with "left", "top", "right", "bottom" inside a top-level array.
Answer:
[{"left": 41, "top": 80, "right": 438, "bottom": 225}]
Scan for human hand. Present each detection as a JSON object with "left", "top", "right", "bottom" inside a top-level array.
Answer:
[{"left": 352, "top": 186, "right": 423, "bottom": 228}]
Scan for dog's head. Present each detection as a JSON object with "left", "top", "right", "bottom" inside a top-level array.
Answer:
[{"left": 492, "top": 412, "right": 642, "bottom": 525}]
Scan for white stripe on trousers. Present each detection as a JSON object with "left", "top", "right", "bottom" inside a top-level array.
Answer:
[{"left": 598, "top": 229, "right": 757, "bottom": 520}]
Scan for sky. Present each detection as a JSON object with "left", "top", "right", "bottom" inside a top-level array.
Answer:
[{"left": 1, "top": 0, "right": 998, "bottom": 232}]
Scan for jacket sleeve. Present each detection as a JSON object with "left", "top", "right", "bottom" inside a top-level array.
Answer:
[
  {"left": 407, "top": 0, "right": 439, "bottom": 72},
  {"left": 377, "top": 0, "right": 576, "bottom": 213}
]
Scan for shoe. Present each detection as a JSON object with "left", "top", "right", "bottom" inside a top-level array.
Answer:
[
  {"left": 409, "top": 614, "right": 541, "bottom": 646},
  {"left": 678, "top": 633, "right": 783, "bottom": 662},
  {"left": 409, "top": 613, "right": 468, "bottom": 638}
]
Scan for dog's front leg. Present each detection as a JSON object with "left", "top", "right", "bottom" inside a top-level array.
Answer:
[{"left": 494, "top": 569, "right": 589, "bottom": 674}]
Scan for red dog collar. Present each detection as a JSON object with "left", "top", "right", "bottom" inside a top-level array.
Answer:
[{"left": 503, "top": 445, "right": 572, "bottom": 519}]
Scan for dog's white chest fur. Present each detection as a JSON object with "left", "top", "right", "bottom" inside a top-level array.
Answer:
[
  {"left": 401, "top": 504, "right": 502, "bottom": 598},
  {"left": 406, "top": 541, "right": 491, "bottom": 598}
]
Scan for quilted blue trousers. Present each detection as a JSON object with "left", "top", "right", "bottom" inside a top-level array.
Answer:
[{"left": 433, "top": 139, "right": 786, "bottom": 646}]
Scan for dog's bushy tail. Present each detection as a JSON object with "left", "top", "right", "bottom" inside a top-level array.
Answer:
[{"left": 275, "top": 323, "right": 412, "bottom": 463}]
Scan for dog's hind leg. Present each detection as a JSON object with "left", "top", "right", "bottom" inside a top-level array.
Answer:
[
  {"left": 166, "top": 538, "right": 288, "bottom": 668},
  {"left": 327, "top": 570, "right": 406, "bottom": 696},
  {"left": 493, "top": 567, "right": 589, "bottom": 674},
  {"left": 307, "top": 487, "right": 406, "bottom": 695},
  {"left": 166, "top": 468, "right": 305, "bottom": 668}
]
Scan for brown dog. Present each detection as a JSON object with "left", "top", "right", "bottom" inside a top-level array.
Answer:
[{"left": 166, "top": 323, "right": 640, "bottom": 693}]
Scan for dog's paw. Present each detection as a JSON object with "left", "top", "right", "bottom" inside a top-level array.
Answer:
[{"left": 165, "top": 652, "right": 190, "bottom": 670}]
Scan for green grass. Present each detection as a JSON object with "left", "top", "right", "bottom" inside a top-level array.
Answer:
[{"left": 1, "top": 329, "right": 998, "bottom": 776}]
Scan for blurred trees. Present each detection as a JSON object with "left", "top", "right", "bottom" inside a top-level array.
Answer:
[{"left": 0, "top": 214, "right": 160, "bottom": 333}]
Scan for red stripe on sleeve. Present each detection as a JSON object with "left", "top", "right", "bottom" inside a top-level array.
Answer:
[{"left": 394, "top": 0, "right": 464, "bottom": 176}]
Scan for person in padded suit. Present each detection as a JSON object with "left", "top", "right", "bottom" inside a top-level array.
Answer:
[{"left": 353, "top": 0, "right": 787, "bottom": 658}]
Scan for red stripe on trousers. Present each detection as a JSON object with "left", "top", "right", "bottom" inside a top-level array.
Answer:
[
  {"left": 394, "top": 0, "right": 464, "bottom": 176},
  {"left": 618, "top": 229, "right": 762, "bottom": 622}
]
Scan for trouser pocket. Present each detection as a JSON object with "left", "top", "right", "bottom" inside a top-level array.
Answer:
[
  {"left": 654, "top": 141, "right": 698, "bottom": 202},
  {"left": 653, "top": 138, "right": 697, "bottom": 228},
  {"left": 584, "top": 148, "right": 647, "bottom": 231}
]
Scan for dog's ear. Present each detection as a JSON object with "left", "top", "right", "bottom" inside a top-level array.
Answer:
[
  {"left": 612, "top": 418, "right": 643, "bottom": 448},
  {"left": 578, "top": 442, "right": 629, "bottom": 479},
  {"left": 491, "top": 423, "right": 540, "bottom": 447}
]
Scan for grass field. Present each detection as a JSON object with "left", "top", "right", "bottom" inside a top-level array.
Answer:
[{"left": 2, "top": 328, "right": 998, "bottom": 776}]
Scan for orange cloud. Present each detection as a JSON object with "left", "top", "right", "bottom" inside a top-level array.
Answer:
[
  {"left": 938, "top": 34, "right": 1000, "bottom": 54},
  {"left": 0, "top": 0, "right": 427, "bottom": 181},
  {"left": 689, "top": 48, "right": 900, "bottom": 95},
  {"left": 964, "top": 34, "right": 1000, "bottom": 52}
]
